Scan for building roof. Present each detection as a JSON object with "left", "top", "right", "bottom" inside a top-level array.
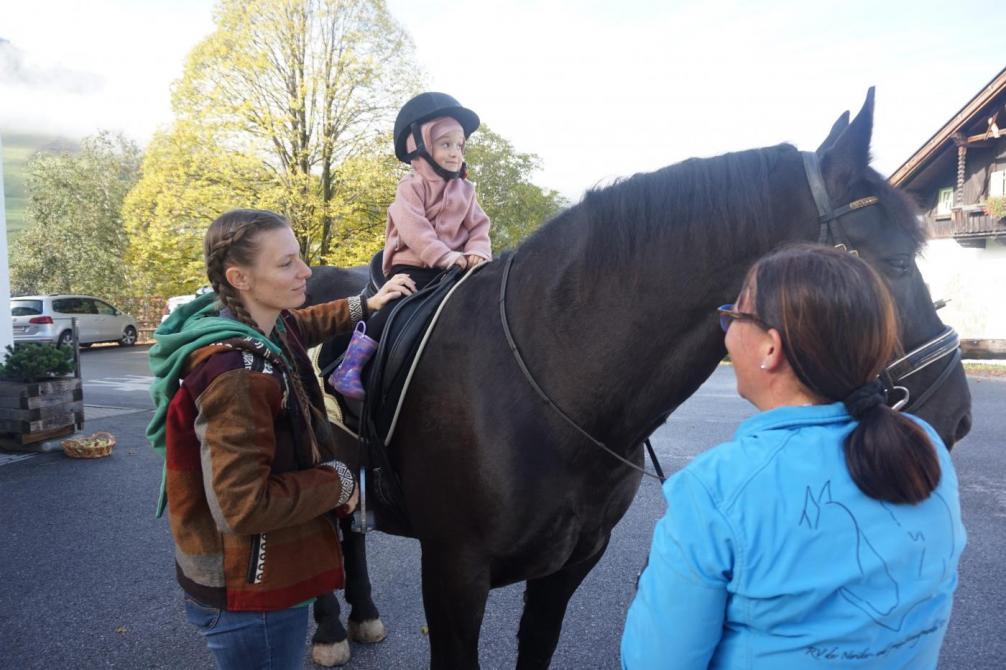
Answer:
[{"left": 890, "top": 66, "right": 1006, "bottom": 188}]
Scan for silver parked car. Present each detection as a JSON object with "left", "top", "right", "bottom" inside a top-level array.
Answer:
[{"left": 10, "top": 295, "right": 139, "bottom": 348}]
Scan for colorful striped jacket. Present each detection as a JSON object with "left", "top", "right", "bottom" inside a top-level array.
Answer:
[{"left": 163, "top": 300, "right": 360, "bottom": 611}]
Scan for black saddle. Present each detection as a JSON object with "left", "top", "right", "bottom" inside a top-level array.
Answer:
[{"left": 321, "top": 252, "right": 471, "bottom": 517}]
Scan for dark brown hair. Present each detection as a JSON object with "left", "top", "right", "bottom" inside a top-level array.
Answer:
[{"left": 745, "top": 244, "right": 940, "bottom": 504}]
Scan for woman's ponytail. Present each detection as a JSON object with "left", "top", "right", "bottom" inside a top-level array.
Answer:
[{"left": 843, "top": 404, "right": 941, "bottom": 504}]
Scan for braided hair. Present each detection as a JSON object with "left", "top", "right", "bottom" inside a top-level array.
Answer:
[{"left": 203, "top": 209, "right": 323, "bottom": 464}]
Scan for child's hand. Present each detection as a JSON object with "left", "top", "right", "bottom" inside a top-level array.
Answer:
[
  {"left": 368, "top": 273, "right": 416, "bottom": 312},
  {"left": 453, "top": 255, "right": 469, "bottom": 269},
  {"left": 465, "top": 254, "right": 485, "bottom": 269}
]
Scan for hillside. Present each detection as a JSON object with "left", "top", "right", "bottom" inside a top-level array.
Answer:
[{"left": 1, "top": 133, "right": 79, "bottom": 240}]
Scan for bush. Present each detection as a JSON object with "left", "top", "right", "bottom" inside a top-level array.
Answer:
[{"left": 0, "top": 344, "right": 75, "bottom": 383}]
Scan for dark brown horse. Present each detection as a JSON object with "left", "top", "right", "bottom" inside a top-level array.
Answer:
[{"left": 306, "top": 89, "right": 972, "bottom": 669}]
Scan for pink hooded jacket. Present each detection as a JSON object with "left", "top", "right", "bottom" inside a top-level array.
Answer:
[{"left": 382, "top": 117, "right": 492, "bottom": 276}]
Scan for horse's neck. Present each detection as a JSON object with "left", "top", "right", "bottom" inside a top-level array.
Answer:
[{"left": 507, "top": 149, "right": 814, "bottom": 447}]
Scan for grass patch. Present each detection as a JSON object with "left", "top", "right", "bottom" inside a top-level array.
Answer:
[
  {"left": 2, "top": 132, "right": 78, "bottom": 236},
  {"left": 964, "top": 362, "right": 1006, "bottom": 379}
]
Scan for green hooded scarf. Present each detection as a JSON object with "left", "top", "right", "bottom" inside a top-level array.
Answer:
[{"left": 147, "top": 292, "right": 286, "bottom": 517}]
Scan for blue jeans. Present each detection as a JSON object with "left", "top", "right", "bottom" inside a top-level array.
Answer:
[{"left": 184, "top": 597, "right": 309, "bottom": 670}]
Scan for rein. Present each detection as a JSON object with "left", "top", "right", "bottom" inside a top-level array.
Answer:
[
  {"left": 498, "top": 254, "right": 666, "bottom": 482},
  {"left": 801, "top": 151, "right": 962, "bottom": 412}
]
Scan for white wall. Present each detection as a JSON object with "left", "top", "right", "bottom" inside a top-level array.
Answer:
[
  {"left": 0, "top": 135, "right": 12, "bottom": 355},
  {"left": 918, "top": 238, "right": 1006, "bottom": 340}
]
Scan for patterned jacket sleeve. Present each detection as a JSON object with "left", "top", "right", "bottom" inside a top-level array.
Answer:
[
  {"left": 193, "top": 368, "right": 350, "bottom": 534},
  {"left": 290, "top": 297, "right": 364, "bottom": 350}
]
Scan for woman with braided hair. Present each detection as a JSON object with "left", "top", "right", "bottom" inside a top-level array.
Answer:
[
  {"left": 146, "top": 209, "right": 413, "bottom": 669},
  {"left": 622, "top": 244, "right": 965, "bottom": 669}
]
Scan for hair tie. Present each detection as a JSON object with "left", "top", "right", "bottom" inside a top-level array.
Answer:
[{"left": 843, "top": 378, "right": 886, "bottom": 418}]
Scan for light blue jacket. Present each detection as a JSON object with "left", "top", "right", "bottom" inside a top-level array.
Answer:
[{"left": 621, "top": 403, "right": 965, "bottom": 669}]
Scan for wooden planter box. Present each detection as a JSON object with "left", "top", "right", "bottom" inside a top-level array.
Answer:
[{"left": 0, "top": 378, "right": 84, "bottom": 447}]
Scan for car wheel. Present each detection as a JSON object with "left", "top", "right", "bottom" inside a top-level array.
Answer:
[
  {"left": 119, "top": 326, "right": 138, "bottom": 347},
  {"left": 57, "top": 330, "right": 74, "bottom": 348}
]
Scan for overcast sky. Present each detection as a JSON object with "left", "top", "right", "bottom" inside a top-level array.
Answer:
[{"left": 1, "top": 0, "right": 1003, "bottom": 200}]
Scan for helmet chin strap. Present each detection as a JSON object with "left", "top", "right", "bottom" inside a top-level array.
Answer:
[{"left": 405, "top": 123, "right": 466, "bottom": 180}]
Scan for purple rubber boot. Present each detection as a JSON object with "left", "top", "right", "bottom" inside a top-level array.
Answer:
[{"left": 329, "top": 321, "right": 378, "bottom": 400}]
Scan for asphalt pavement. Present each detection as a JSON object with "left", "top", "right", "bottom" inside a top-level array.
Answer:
[{"left": 0, "top": 346, "right": 1003, "bottom": 669}]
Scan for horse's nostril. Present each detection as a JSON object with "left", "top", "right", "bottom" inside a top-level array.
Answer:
[{"left": 954, "top": 413, "right": 972, "bottom": 443}]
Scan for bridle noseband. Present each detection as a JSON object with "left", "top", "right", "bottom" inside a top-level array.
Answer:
[{"left": 801, "top": 152, "right": 962, "bottom": 412}]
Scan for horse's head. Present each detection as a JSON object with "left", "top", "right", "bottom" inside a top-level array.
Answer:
[{"left": 810, "top": 88, "right": 972, "bottom": 448}]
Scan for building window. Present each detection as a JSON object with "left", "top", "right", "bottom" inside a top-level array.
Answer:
[
  {"left": 989, "top": 169, "right": 1006, "bottom": 198},
  {"left": 936, "top": 187, "right": 954, "bottom": 217}
]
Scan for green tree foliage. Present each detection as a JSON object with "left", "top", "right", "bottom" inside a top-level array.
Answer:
[
  {"left": 464, "top": 126, "right": 567, "bottom": 250},
  {"left": 169, "top": 0, "right": 418, "bottom": 262},
  {"left": 9, "top": 132, "right": 141, "bottom": 300},
  {"left": 122, "top": 120, "right": 277, "bottom": 296}
]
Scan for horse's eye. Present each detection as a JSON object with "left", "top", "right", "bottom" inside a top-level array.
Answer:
[{"left": 886, "top": 256, "right": 911, "bottom": 275}]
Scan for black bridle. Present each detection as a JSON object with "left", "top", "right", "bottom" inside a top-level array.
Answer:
[{"left": 801, "top": 151, "right": 962, "bottom": 412}]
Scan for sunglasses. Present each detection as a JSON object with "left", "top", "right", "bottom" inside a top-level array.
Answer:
[{"left": 717, "top": 304, "right": 774, "bottom": 333}]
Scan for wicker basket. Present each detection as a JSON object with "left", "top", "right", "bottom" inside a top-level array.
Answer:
[{"left": 62, "top": 432, "right": 116, "bottom": 459}]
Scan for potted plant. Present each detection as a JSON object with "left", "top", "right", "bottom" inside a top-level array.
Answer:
[
  {"left": 0, "top": 344, "right": 83, "bottom": 448},
  {"left": 983, "top": 196, "right": 1006, "bottom": 220}
]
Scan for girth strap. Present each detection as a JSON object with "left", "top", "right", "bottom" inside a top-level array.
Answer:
[{"left": 499, "top": 254, "right": 665, "bottom": 482}]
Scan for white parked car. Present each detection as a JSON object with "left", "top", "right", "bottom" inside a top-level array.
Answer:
[
  {"left": 10, "top": 295, "right": 139, "bottom": 348},
  {"left": 161, "top": 286, "right": 212, "bottom": 323}
]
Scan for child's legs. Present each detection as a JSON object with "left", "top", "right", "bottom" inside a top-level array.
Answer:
[
  {"left": 184, "top": 597, "right": 309, "bottom": 670},
  {"left": 367, "top": 264, "right": 443, "bottom": 340}
]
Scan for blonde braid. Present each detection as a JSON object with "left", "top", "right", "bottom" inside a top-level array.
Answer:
[
  {"left": 275, "top": 327, "right": 324, "bottom": 464},
  {"left": 204, "top": 222, "right": 262, "bottom": 332}
]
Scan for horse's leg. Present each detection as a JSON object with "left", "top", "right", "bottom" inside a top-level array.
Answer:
[
  {"left": 514, "top": 538, "right": 610, "bottom": 670},
  {"left": 311, "top": 591, "right": 350, "bottom": 667},
  {"left": 340, "top": 515, "right": 387, "bottom": 643},
  {"left": 421, "top": 544, "right": 491, "bottom": 670}
]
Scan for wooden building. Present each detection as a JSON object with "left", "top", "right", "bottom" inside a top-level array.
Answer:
[
  {"left": 891, "top": 66, "right": 1006, "bottom": 356},
  {"left": 891, "top": 66, "right": 1006, "bottom": 245}
]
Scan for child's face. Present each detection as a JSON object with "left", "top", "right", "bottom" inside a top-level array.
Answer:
[{"left": 430, "top": 129, "right": 465, "bottom": 172}]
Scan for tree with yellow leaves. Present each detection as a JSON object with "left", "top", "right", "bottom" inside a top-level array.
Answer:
[{"left": 172, "top": 0, "right": 417, "bottom": 261}]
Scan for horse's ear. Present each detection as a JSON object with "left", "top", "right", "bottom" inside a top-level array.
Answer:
[
  {"left": 817, "top": 110, "right": 850, "bottom": 155},
  {"left": 820, "top": 87, "right": 875, "bottom": 195}
]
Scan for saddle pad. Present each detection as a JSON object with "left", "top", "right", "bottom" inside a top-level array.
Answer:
[{"left": 364, "top": 264, "right": 482, "bottom": 445}]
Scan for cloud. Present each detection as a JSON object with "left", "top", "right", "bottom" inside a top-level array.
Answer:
[{"left": 0, "top": 37, "right": 104, "bottom": 94}]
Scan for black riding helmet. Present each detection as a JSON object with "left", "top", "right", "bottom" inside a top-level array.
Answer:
[{"left": 393, "top": 92, "right": 480, "bottom": 179}]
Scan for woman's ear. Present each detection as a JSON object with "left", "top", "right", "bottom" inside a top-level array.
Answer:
[
  {"left": 225, "top": 265, "right": 251, "bottom": 291},
  {"left": 760, "top": 329, "right": 788, "bottom": 372}
]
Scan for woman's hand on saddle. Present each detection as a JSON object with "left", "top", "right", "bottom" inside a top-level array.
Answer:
[
  {"left": 465, "top": 254, "right": 485, "bottom": 269},
  {"left": 453, "top": 255, "right": 469, "bottom": 269},
  {"left": 368, "top": 273, "right": 416, "bottom": 312}
]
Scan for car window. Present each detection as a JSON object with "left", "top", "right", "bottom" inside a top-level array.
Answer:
[
  {"left": 52, "top": 298, "right": 78, "bottom": 313},
  {"left": 94, "top": 301, "right": 117, "bottom": 316},
  {"left": 11, "top": 300, "right": 43, "bottom": 316}
]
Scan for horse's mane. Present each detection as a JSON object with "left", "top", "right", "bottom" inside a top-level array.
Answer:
[
  {"left": 523, "top": 143, "right": 927, "bottom": 269},
  {"left": 862, "top": 167, "right": 928, "bottom": 251},
  {"left": 526, "top": 145, "right": 791, "bottom": 272}
]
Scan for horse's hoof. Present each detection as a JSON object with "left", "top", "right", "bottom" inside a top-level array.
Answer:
[
  {"left": 348, "top": 618, "right": 387, "bottom": 643},
  {"left": 311, "top": 639, "right": 351, "bottom": 667}
]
